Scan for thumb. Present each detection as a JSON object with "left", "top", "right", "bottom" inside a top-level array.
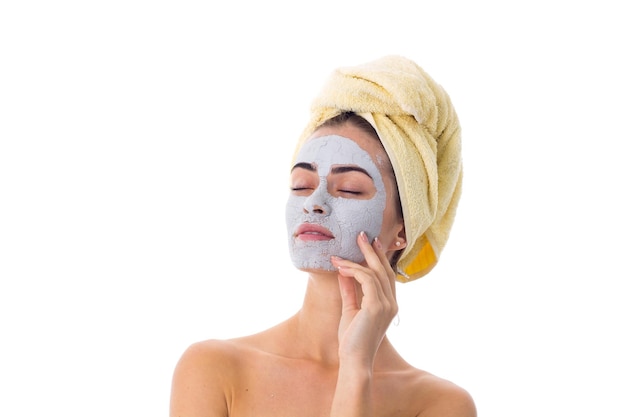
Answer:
[{"left": 337, "top": 274, "right": 359, "bottom": 313}]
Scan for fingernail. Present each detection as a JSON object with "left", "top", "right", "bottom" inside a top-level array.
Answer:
[
  {"left": 374, "top": 237, "right": 383, "bottom": 249},
  {"left": 360, "top": 231, "right": 368, "bottom": 242}
]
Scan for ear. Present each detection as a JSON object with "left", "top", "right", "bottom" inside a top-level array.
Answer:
[{"left": 388, "top": 223, "right": 407, "bottom": 252}]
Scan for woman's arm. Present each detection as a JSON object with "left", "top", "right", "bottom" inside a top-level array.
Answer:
[
  {"left": 329, "top": 233, "right": 399, "bottom": 417},
  {"left": 329, "top": 233, "right": 477, "bottom": 417}
]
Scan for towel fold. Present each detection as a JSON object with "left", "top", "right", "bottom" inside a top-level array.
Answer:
[{"left": 294, "top": 55, "right": 462, "bottom": 282}]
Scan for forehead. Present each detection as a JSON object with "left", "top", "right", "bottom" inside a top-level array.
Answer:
[
  {"left": 309, "top": 122, "right": 391, "bottom": 171},
  {"left": 294, "top": 135, "right": 380, "bottom": 175}
]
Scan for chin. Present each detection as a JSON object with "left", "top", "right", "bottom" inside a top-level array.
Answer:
[{"left": 291, "top": 259, "right": 336, "bottom": 273}]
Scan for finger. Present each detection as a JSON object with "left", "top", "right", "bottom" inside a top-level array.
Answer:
[
  {"left": 372, "top": 237, "right": 397, "bottom": 301},
  {"left": 332, "top": 256, "right": 375, "bottom": 291},
  {"left": 332, "top": 256, "right": 384, "bottom": 307},
  {"left": 356, "top": 232, "right": 395, "bottom": 299},
  {"left": 356, "top": 231, "right": 384, "bottom": 272},
  {"left": 337, "top": 274, "right": 359, "bottom": 312}
]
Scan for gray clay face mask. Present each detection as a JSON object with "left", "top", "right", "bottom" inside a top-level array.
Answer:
[{"left": 286, "top": 135, "right": 386, "bottom": 271}]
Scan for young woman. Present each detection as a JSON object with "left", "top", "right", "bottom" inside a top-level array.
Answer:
[{"left": 170, "top": 56, "right": 476, "bottom": 417}]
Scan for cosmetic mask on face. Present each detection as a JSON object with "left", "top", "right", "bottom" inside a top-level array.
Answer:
[{"left": 286, "top": 135, "right": 387, "bottom": 271}]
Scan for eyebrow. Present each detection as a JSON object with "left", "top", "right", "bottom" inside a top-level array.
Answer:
[
  {"left": 291, "top": 162, "right": 315, "bottom": 172},
  {"left": 331, "top": 165, "right": 373, "bottom": 179},
  {"left": 291, "top": 162, "right": 373, "bottom": 179}
]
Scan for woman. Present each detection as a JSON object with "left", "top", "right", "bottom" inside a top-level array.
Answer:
[{"left": 170, "top": 55, "right": 476, "bottom": 417}]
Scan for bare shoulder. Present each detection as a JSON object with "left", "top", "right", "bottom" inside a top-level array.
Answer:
[
  {"left": 170, "top": 323, "right": 290, "bottom": 417},
  {"left": 412, "top": 371, "right": 476, "bottom": 417},
  {"left": 175, "top": 338, "right": 242, "bottom": 368},
  {"left": 170, "top": 339, "right": 243, "bottom": 417}
]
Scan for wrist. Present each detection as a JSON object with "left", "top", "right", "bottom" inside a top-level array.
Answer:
[{"left": 338, "top": 359, "right": 374, "bottom": 380}]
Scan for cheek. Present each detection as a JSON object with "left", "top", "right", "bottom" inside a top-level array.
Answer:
[
  {"left": 285, "top": 195, "right": 301, "bottom": 230},
  {"left": 333, "top": 196, "right": 386, "bottom": 235}
]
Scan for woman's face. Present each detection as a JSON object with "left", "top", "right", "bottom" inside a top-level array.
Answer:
[{"left": 286, "top": 122, "right": 402, "bottom": 272}]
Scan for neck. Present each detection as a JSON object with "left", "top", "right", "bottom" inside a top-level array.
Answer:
[
  {"left": 288, "top": 271, "right": 345, "bottom": 364},
  {"left": 287, "top": 270, "right": 394, "bottom": 366}
]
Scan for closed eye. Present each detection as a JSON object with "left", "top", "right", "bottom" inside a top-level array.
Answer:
[{"left": 290, "top": 186, "right": 315, "bottom": 196}]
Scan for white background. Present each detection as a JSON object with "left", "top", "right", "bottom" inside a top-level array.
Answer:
[{"left": 1, "top": 1, "right": 625, "bottom": 416}]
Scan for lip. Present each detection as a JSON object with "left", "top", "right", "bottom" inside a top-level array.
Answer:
[{"left": 295, "top": 223, "right": 335, "bottom": 241}]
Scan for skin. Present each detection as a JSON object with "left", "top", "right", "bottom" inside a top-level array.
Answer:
[
  {"left": 170, "top": 121, "right": 477, "bottom": 417},
  {"left": 286, "top": 134, "right": 387, "bottom": 270}
]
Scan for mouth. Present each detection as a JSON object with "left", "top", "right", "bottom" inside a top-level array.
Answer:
[{"left": 295, "top": 223, "right": 335, "bottom": 241}]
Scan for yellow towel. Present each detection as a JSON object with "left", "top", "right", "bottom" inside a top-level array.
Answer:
[{"left": 293, "top": 55, "right": 462, "bottom": 282}]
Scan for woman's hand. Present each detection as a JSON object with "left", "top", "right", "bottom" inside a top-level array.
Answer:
[{"left": 330, "top": 231, "right": 398, "bottom": 368}]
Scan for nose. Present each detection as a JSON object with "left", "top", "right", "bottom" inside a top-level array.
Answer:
[{"left": 303, "top": 179, "right": 331, "bottom": 216}]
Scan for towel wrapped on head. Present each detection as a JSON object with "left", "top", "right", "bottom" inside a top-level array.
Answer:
[{"left": 293, "top": 55, "right": 462, "bottom": 282}]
